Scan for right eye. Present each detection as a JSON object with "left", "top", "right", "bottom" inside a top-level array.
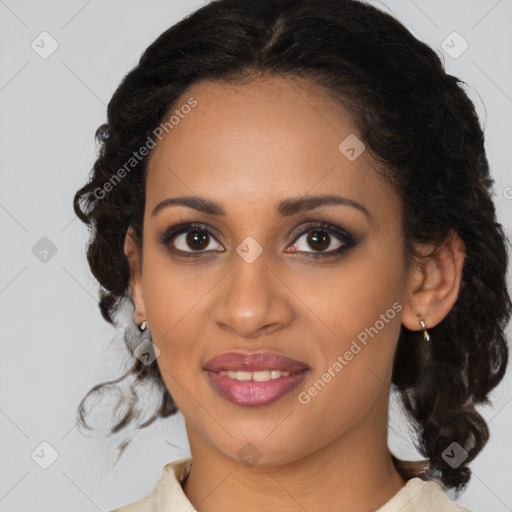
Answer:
[{"left": 159, "top": 222, "right": 225, "bottom": 257}]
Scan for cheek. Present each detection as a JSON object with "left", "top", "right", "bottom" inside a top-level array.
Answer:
[
  {"left": 142, "top": 244, "right": 202, "bottom": 331},
  {"left": 290, "top": 249, "right": 405, "bottom": 341},
  {"left": 141, "top": 252, "right": 207, "bottom": 374},
  {"left": 288, "top": 247, "right": 406, "bottom": 404}
]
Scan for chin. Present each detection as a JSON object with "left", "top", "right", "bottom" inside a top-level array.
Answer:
[{"left": 216, "top": 434, "right": 315, "bottom": 469}]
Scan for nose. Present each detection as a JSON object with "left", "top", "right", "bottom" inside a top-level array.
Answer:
[{"left": 213, "top": 250, "right": 294, "bottom": 338}]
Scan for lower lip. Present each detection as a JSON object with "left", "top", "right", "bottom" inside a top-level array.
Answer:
[{"left": 206, "top": 370, "right": 309, "bottom": 407}]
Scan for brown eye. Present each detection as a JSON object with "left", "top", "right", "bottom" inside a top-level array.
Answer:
[
  {"left": 159, "top": 223, "right": 224, "bottom": 256},
  {"left": 289, "top": 227, "right": 346, "bottom": 254},
  {"left": 174, "top": 228, "right": 223, "bottom": 253},
  {"left": 285, "top": 221, "right": 357, "bottom": 258},
  {"left": 306, "top": 230, "right": 331, "bottom": 252},
  {"left": 185, "top": 229, "right": 210, "bottom": 251}
]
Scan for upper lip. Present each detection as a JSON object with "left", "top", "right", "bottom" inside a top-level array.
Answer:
[{"left": 203, "top": 351, "right": 309, "bottom": 373}]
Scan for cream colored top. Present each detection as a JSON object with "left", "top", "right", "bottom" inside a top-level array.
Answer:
[{"left": 111, "top": 457, "right": 473, "bottom": 512}]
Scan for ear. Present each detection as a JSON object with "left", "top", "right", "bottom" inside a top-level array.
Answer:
[
  {"left": 401, "top": 229, "right": 466, "bottom": 332},
  {"left": 124, "top": 226, "right": 146, "bottom": 326}
]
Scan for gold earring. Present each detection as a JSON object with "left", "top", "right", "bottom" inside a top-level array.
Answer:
[
  {"left": 419, "top": 319, "right": 430, "bottom": 342},
  {"left": 139, "top": 320, "right": 149, "bottom": 331}
]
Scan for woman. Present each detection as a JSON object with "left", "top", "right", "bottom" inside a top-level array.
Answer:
[{"left": 73, "top": 0, "right": 511, "bottom": 510}]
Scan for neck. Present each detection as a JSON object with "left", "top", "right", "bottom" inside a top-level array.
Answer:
[{"left": 182, "top": 416, "right": 406, "bottom": 512}]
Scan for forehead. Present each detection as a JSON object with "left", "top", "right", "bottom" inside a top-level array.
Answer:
[{"left": 145, "top": 76, "right": 397, "bottom": 221}]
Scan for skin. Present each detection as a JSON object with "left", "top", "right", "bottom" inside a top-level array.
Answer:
[{"left": 124, "top": 75, "right": 466, "bottom": 512}]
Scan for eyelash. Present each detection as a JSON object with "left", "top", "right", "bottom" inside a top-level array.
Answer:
[{"left": 158, "top": 221, "right": 358, "bottom": 260}]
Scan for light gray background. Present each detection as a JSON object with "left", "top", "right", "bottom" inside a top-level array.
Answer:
[{"left": 1, "top": 0, "right": 511, "bottom": 510}]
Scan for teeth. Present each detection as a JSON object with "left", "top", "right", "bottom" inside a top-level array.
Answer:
[
  {"left": 218, "top": 369, "right": 292, "bottom": 381},
  {"left": 253, "top": 370, "right": 270, "bottom": 382}
]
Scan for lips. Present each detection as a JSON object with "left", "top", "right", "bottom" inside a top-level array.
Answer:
[
  {"left": 203, "top": 351, "right": 309, "bottom": 373},
  {"left": 203, "top": 351, "right": 310, "bottom": 407}
]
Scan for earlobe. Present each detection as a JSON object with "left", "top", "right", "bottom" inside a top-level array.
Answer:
[
  {"left": 124, "top": 227, "right": 146, "bottom": 325},
  {"left": 401, "top": 229, "right": 466, "bottom": 332}
]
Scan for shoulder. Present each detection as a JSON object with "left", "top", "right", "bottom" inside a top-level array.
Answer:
[
  {"left": 109, "top": 457, "right": 193, "bottom": 512},
  {"left": 376, "top": 477, "right": 474, "bottom": 512}
]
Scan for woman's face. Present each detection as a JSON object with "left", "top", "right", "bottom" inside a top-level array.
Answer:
[{"left": 129, "top": 76, "right": 414, "bottom": 466}]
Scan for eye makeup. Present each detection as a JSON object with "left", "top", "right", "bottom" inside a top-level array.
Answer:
[{"left": 157, "top": 218, "right": 360, "bottom": 261}]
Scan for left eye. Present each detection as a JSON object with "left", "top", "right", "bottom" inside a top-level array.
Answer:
[{"left": 287, "top": 223, "right": 352, "bottom": 255}]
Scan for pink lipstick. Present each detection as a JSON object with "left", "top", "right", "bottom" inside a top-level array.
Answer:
[{"left": 203, "top": 352, "right": 309, "bottom": 407}]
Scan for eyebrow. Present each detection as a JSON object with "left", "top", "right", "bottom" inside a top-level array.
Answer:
[{"left": 151, "top": 194, "right": 371, "bottom": 220}]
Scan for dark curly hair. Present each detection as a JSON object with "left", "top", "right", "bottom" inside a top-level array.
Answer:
[{"left": 73, "top": 0, "right": 511, "bottom": 495}]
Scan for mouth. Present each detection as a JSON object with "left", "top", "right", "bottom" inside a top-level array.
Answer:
[
  {"left": 218, "top": 369, "right": 295, "bottom": 381},
  {"left": 203, "top": 351, "right": 310, "bottom": 407}
]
